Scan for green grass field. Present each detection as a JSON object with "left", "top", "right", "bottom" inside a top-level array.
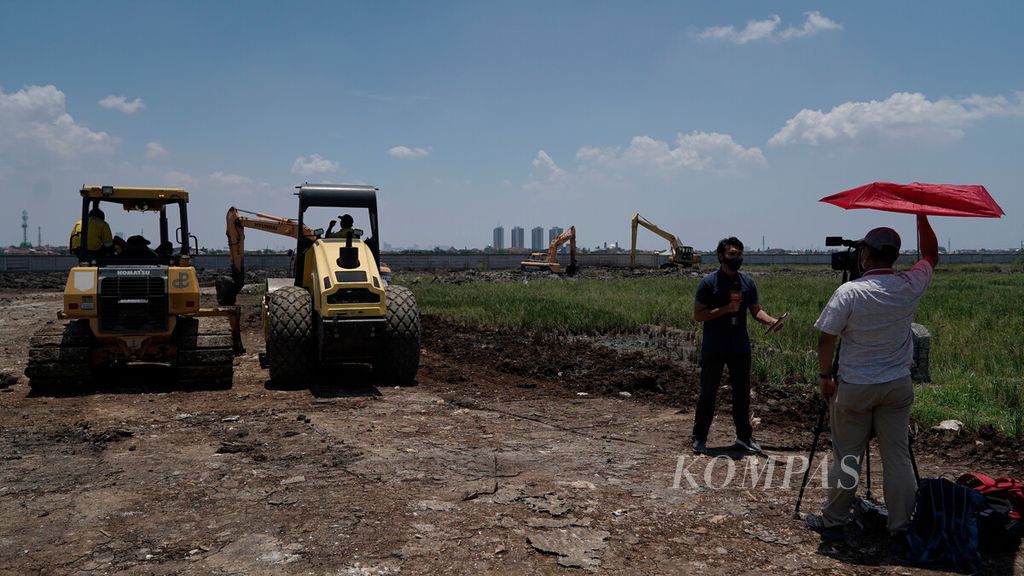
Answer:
[{"left": 403, "top": 264, "right": 1024, "bottom": 436}]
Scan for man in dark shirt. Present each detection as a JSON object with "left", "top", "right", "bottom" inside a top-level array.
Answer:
[{"left": 692, "top": 236, "right": 781, "bottom": 454}]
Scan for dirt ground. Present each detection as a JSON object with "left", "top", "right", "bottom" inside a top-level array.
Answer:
[{"left": 0, "top": 283, "right": 1021, "bottom": 575}]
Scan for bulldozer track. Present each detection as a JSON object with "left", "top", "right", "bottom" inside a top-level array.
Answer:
[
  {"left": 24, "top": 320, "right": 94, "bottom": 393},
  {"left": 176, "top": 317, "right": 235, "bottom": 390}
]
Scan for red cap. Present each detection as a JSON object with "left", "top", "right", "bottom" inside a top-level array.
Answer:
[{"left": 860, "top": 227, "right": 901, "bottom": 252}]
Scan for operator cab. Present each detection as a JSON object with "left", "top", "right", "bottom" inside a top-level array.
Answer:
[
  {"left": 75, "top": 186, "right": 195, "bottom": 268},
  {"left": 294, "top": 184, "right": 382, "bottom": 284}
]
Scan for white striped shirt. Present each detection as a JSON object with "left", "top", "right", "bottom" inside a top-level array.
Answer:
[{"left": 814, "top": 260, "right": 933, "bottom": 384}]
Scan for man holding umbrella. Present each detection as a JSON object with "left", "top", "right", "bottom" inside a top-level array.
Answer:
[{"left": 805, "top": 215, "right": 938, "bottom": 540}]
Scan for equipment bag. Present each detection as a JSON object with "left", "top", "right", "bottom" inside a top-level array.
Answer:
[
  {"left": 957, "top": 472, "right": 1024, "bottom": 552},
  {"left": 852, "top": 496, "right": 888, "bottom": 534},
  {"left": 956, "top": 472, "right": 1024, "bottom": 519},
  {"left": 904, "top": 478, "right": 984, "bottom": 572}
]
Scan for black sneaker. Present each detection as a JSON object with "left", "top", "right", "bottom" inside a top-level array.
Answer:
[
  {"left": 692, "top": 438, "right": 707, "bottom": 455},
  {"left": 804, "top": 513, "right": 845, "bottom": 543},
  {"left": 888, "top": 530, "right": 910, "bottom": 559},
  {"left": 734, "top": 437, "right": 763, "bottom": 454}
]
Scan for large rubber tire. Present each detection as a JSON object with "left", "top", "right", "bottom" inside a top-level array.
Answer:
[
  {"left": 175, "top": 317, "right": 235, "bottom": 389},
  {"left": 24, "top": 320, "right": 94, "bottom": 394},
  {"left": 374, "top": 285, "right": 421, "bottom": 386},
  {"left": 267, "top": 286, "right": 314, "bottom": 386}
]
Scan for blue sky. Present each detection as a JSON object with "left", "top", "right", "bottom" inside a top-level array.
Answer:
[{"left": 2, "top": 1, "right": 1022, "bottom": 251}]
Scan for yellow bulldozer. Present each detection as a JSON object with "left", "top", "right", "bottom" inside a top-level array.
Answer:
[
  {"left": 214, "top": 183, "right": 420, "bottom": 386},
  {"left": 629, "top": 213, "right": 701, "bottom": 269},
  {"left": 25, "top": 186, "right": 243, "bottom": 392}
]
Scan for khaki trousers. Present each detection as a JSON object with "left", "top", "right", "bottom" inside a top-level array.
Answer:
[{"left": 822, "top": 375, "right": 916, "bottom": 533}]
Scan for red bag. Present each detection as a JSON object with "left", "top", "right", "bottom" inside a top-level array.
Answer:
[{"left": 957, "top": 472, "right": 1024, "bottom": 520}]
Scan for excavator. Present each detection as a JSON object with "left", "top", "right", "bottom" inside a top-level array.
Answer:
[
  {"left": 630, "top": 213, "right": 701, "bottom": 269},
  {"left": 214, "top": 207, "right": 318, "bottom": 306},
  {"left": 521, "top": 225, "right": 577, "bottom": 275}
]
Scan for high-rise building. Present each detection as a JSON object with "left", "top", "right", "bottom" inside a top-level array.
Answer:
[
  {"left": 511, "top": 226, "right": 525, "bottom": 250},
  {"left": 492, "top": 226, "right": 505, "bottom": 251},
  {"left": 531, "top": 226, "right": 545, "bottom": 251},
  {"left": 548, "top": 226, "right": 564, "bottom": 243}
]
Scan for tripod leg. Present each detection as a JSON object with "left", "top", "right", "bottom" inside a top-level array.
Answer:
[
  {"left": 796, "top": 339, "right": 843, "bottom": 519},
  {"left": 908, "top": 430, "right": 920, "bottom": 483},
  {"left": 793, "top": 400, "right": 827, "bottom": 519},
  {"left": 864, "top": 441, "right": 872, "bottom": 500}
]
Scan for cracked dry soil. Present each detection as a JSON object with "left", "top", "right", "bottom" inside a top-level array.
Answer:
[{"left": 0, "top": 287, "right": 1020, "bottom": 575}]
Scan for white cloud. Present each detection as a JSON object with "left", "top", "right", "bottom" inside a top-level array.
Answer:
[
  {"left": 0, "top": 84, "right": 115, "bottom": 158},
  {"left": 699, "top": 15, "right": 780, "bottom": 44},
  {"left": 769, "top": 91, "right": 1024, "bottom": 146},
  {"left": 163, "top": 170, "right": 198, "bottom": 188},
  {"left": 585, "top": 132, "right": 765, "bottom": 171},
  {"left": 699, "top": 11, "right": 840, "bottom": 44},
  {"left": 532, "top": 150, "right": 567, "bottom": 179},
  {"left": 522, "top": 150, "right": 569, "bottom": 193},
  {"left": 291, "top": 153, "right": 340, "bottom": 175},
  {"left": 145, "top": 142, "right": 168, "bottom": 160},
  {"left": 208, "top": 171, "right": 252, "bottom": 186},
  {"left": 98, "top": 95, "right": 146, "bottom": 115},
  {"left": 387, "top": 145, "right": 431, "bottom": 158},
  {"left": 780, "top": 11, "right": 842, "bottom": 39},
  {"left": 575, "top": 145, "right": 617, "bottom": 164},
  {"left": 524, "top": 132, "right": 762, "bottom": 193}
]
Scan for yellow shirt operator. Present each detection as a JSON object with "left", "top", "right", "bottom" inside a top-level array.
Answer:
[{"left": 69, "top": 213, "right": 113, "bottom": 251}]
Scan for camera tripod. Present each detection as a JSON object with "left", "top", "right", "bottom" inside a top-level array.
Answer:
[{"left": 792, "top": 390, "right": 921, "bottom": 519}]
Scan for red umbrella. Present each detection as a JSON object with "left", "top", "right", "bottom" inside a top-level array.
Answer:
[{"left": 820, "top": 182, "right": 1004, "bottom": 217}]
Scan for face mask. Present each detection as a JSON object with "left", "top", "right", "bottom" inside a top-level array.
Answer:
[{"left": 723, "top": 257, "right": 743, "bottom": 272}]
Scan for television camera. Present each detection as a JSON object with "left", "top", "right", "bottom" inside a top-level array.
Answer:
[{"left": 826, "top": 236, "right": 864, "bottom": 282}]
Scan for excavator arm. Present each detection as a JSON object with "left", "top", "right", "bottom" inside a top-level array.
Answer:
[
  {"left": 547, "top": 226, "right": 577, "bottom": 271},
  {"left": 630, "top": 213, "right": 699, "bottom": 268},
  {"left": 215, "top": 207, "right": 317, "bottom": 305},
  {"left": 522, "top": 225, "right": 577, "bottom": 275}
]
